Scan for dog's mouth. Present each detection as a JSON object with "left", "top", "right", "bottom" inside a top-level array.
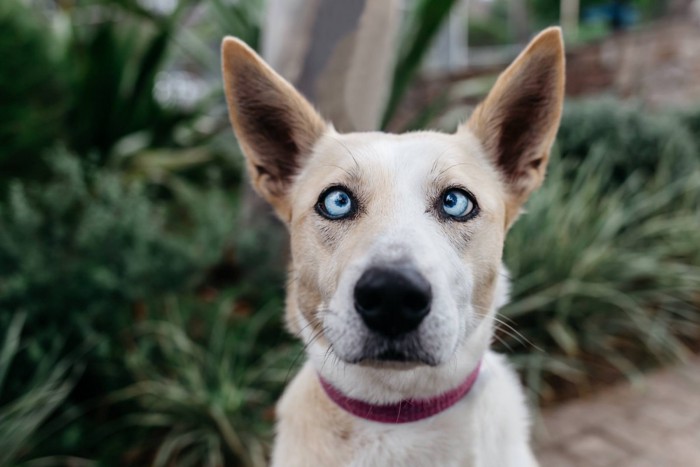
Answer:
[{"left": 342, "top": 337, "right": 440, "bottom": 368}]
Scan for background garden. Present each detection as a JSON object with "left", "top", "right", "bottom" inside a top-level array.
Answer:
[{"left": 1, "top": 0, "right": 699, "bottom": 465}]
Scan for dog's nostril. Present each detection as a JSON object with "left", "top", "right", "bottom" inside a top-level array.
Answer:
[{"left": 353, "top": 267, "right": 432, "bottom": 338}]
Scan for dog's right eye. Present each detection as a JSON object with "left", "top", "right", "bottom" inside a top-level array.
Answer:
[{"left": 317, "top": 187, "right": 355, "bottom": 220}]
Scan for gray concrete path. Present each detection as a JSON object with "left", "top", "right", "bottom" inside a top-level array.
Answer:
[{"left": 535, "top": 356, "right": 700, "bottom": 466}]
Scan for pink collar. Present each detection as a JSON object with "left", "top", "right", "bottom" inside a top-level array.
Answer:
[{"left": 319, "top": 360, "right": 482, "bottom": 424}]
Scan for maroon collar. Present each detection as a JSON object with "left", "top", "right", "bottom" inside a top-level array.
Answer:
[{"left": 319, "top": 360, "right": 482, "bottom": 424}]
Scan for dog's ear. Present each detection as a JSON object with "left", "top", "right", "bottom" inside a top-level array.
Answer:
[
  {"left": 221, "top": 37, "right": 326, "bottom": 220},
  {"left": 465, "top": 27, "right": 565, "bottom": 225}
]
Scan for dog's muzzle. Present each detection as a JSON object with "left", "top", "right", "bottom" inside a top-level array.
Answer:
[{"left": 353, "top": 266, "right": 432, "bottom": 357}]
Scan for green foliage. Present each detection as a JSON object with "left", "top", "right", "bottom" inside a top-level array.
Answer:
[
  {"left": 557, "top": 99, "right": 699, "bottom": 187},
  {"left": 0, "top": 314, "right": 77, "bottom": 466},
  {"left": 64, "top": 11, "right": 183, "bottom": 162},
  {"left": 382, "top": 0, "right": 459, "bottom": 129},
  {"left": 467, "top": 0, "right": 512, "bottom": 46},
  {"left": 114, "top": 292, "right": 294, "bottom": 467},
  {"left": 502, "top": 100, "right": 700, "bottom": 401},
  {"left": 0, "top": 0, "right": 247, "bottom": 189},
  {"left": 468, "top": 19, "right": 512, "bottom": 47},
  {"left": 676, "top": 107, "right": 700, "bottom": 149},
  {"left": 0, "top": 0, "right": 67, "bottom": 181},
  {"left": 0, "top": 151, "right": 236, "bottom": 392}
]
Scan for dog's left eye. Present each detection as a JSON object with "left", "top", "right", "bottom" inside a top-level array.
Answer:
[
  {"left": 318, "top": 188, "right": 354, "bottom": 219},
  {"left": 441, "top": 189, "right": 476, "bottom": 219}
]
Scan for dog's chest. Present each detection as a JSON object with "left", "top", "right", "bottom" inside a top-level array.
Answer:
[{"left": 345, "top": 405, "right": 478, "bottom": 467}]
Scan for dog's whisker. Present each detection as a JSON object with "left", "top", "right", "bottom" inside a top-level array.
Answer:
[
  {"left": 319, "top": 164, "right": 354, "bottom": 178},
  {"left": 471, "top": 304, "right": 543, "bottom": 352},
  {"left": 331, "top": 136, "right": 362, "bottom": 175},
  {"left": 437, "top": 161, "right": 479, "bottom": 177},
  {"left": 429, "top": 148, "right": 455, "bottom": 175}
]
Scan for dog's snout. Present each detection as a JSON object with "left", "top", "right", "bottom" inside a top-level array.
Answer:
[{"left": 353, "top": 267, "right": 432, "bottom": 337}]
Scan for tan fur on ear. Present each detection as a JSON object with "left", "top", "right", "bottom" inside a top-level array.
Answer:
[
  {"left": 221, "top": 37, "right": 327, "bottom": 221},
  {"left": 465, "top": 27, "right": 565, "bottom": 226}
]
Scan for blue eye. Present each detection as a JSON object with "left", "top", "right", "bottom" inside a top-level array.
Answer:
[
  {"left": 319, "top": 188, "right": 354, "bottom": 219},
  {"left": 442, "top": 189, "right": 475, "bottom": 219}
]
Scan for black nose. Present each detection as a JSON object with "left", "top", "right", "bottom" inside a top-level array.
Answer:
[{"left": 354, "top": 267, "right": 432, "bottom": 337}]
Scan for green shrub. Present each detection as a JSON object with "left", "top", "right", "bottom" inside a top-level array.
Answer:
[
  {"left": 0, "top": 0, "right": 244, "bottom": 189},
  {"left": 113, "top": 291, "right": 294, "bottom": 467},
  {"left": 0, "top": 151, "right": 236, "bottom": 394},
  {"left": 0, "top": 314, "right": 77, "bottom": 466},
  {"left": 502, "top": 118, "right": 700, "bottom": 401},
  {"left": 0, "top": 0, "right": 67, "bottom": 181},
  {"left": 676, "top": 107, "right": 700, "bottom": 149},
  {"left": 557, "top": 99, "right": 699, "bottom": 189}
]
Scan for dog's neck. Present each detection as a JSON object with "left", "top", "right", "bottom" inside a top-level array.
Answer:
[{"left": 318, "top": 359, "right": 482, "bottom": 423}]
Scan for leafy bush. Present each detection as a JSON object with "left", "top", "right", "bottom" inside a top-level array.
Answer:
[
  {"left": 0, "top": 314, "right": 77, "bottom": 466},
  {"left": 382, "top": 0, "right": 459, "bottom": 128},
  {"left": 0, "top": 151, "right": 236, "bottom": 394},
  {"left": 113, "top": 291, "right": 294, "bottom": 467},
  {"left": 676, "top": 107, "right": 700, "bottom": 149},
  {"left": 502, "top": 101, "right": 700, "bottom": 402},
  {"left": 557, "top": 99, "right": 699, "bottom": 188},
  {"left": 0, "top": 0, "right": 67, "bottom": 181},
  {"left": 0, "top": 0, "right": 245, "bottom": 189}
]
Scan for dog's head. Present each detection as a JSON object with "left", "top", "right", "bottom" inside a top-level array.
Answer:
[{"left": 222, "top": 29, "right": 564, "bottom": 373}]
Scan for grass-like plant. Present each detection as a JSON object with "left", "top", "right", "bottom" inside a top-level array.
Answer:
[
  {"left": 0, "top": 314, "right": 78, "bottom": 466},
  {"left": 502, "top": 132, "right": 700, "bottom": 402},
  {"left": 0, "top": 149, "right": 236, "bottom": 414},
  {"left": 113, "top": 292, "right": 296, "bottom": 467}
]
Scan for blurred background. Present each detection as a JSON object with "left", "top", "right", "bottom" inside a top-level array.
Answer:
[{"left": 1, "top": 0, "right": 700, "bottom": 465}]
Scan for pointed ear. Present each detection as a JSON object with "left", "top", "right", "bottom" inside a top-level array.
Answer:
[
  {"left": 465, "top": 27, "right": 565, "bottom": 223},
  {"left": 221, "top": 37, "right": 326, "bottom": 220}
]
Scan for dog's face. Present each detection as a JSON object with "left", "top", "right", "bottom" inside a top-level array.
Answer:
[{"left": 222, "top": 29, "right": 564, "bottom": 370}]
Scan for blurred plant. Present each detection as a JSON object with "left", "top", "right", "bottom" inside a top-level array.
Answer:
[
  {"left": 0, "top": 314, "right": 82, "bottom": 466},
  {"left": 0, "top": 0, "right": 260, "bottom": 189},
  {"left": 114, "top": 291, "right": 295, "bottom": 467},
  {"left": 501, "top": 100, "right": 700, "bottom": 402},
  {"left": 468, "top": 0, "right": 512, "bottom": 46},
  {"left": 0, "top": 0, "right": 68, "bottom": 182},
  {"left": 0, "top": 150, "right": 235, "bottom": 393},
  {"left": 676, "top": 106, "right": 700, "bottom": 149},
  {"left": 557, "top": 100, "right": 699, "bottom": 183},
  {"left": 382, "top": 0, "right": 458, "bottom": 129},
  {"left": 62, "top": 2, "right": 191, "bottom": 165}
]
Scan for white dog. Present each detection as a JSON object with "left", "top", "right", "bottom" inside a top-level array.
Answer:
[{"left": 222, "top": 27, "right": 564, "bottom": 467}]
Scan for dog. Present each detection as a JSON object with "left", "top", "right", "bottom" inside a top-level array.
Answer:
[{"left": 222, "top": 27, "right": 564, "bottom": 467}]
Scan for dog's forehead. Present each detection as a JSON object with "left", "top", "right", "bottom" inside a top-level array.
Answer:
[
  {"left": 311, "top": 129, "right": 489, "bottom": 169},
  {"left": 294, "top": 129, "right": 504, "bottom": 209}
]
